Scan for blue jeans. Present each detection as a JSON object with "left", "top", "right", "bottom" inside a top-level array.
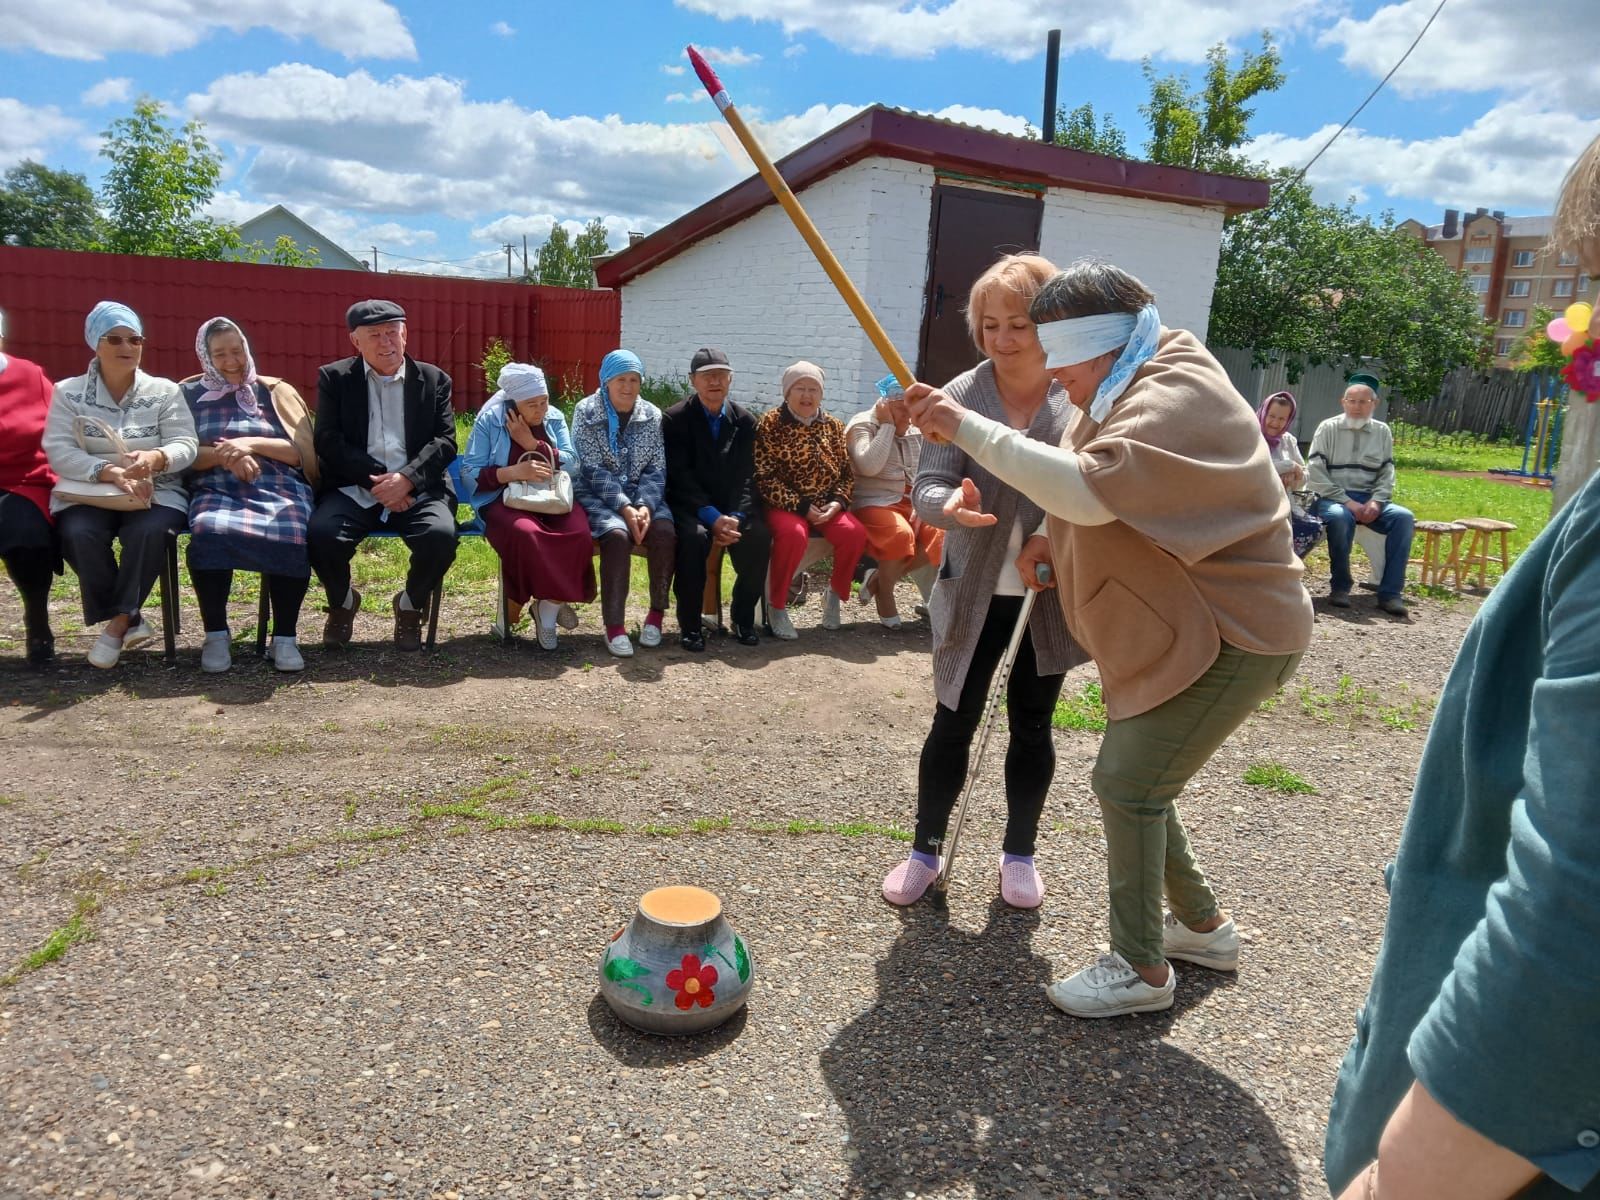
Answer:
[{"left": 1316, "top": 492, "right": 1414, "bottom": 599}]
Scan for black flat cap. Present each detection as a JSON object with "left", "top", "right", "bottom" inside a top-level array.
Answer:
[
  {"left": 347, "top": 299, "right": 406, "bottom": 330},
  {"left": 690, "top": 347, "right": 731, "bottom": 374}
]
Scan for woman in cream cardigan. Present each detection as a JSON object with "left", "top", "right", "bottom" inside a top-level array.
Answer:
[{"left": 906, "top": 261, "right": 1312, "bottom": 1018}]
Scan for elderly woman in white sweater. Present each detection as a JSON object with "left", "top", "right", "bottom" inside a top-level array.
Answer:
[
  {"left": 42, "top": 301, "right": 198, "bottom": 668},
  {"left": 845, "top": 377, "right": 942, "bottom": 627}
]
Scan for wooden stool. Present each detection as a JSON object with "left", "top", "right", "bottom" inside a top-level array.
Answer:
[
  {"left": 1455, "top": 517, "right": 1517, "bottom": 589},
  {"left": 1409, "top": 520, "right": 1467, "bottom": 588}
]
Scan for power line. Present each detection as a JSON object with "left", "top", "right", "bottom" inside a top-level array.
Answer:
[{"left": 1292, "top": 0, "right": 1450, "bottom": 184}]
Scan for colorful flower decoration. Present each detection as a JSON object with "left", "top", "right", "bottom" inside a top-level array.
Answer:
[
  {"left": 1550, "top": 301, "right": 1599, "bottom": 402},
  {"left": 1562, "top": 340, "right": 1600, "bottom": 401},
  {"left": 665, "top": 953, "right": 718, "bottom": 1010}
]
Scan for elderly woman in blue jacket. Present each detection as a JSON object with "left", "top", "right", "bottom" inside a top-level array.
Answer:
[
  {"left": 461, "top": 362, "right": 593, "bottom": 650},
  {"left": 571, "top": 350, "right": 675, "bottom": 658}
]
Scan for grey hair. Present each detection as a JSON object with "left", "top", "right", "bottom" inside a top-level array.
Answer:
[{"left": 1029, "top": 259, "right": 1155, "bottom": 324}]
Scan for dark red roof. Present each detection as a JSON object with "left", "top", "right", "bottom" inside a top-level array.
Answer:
[{"left": 596, "top": 105, "right": 1269, "bottom": 288}]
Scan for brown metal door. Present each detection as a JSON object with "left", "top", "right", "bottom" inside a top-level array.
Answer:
[{"left": 916, "top": 184, "right": 1044, "bottom": 386}]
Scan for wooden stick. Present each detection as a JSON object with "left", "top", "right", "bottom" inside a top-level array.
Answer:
[{"left": 687, "top": 45, "right": 914, "bottom": 390}]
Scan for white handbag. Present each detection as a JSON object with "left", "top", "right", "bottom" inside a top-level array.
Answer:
[
  {"left": 50, "top": 415, "right": 152, "bottom": 512},
  {"left": 502, "top": 443, "right": 573, "bottom": 515}
]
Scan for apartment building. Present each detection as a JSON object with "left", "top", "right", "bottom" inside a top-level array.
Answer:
[{"left": 1398, "top": 207, "right": 1590, "bottom": 366}]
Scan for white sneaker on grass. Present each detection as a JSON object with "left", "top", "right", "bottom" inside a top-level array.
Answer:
[
  {"left": 270, "top": 637, "right": 305, "bottom": 673},
  {"left": 1161, "top": 912, "right": 1239, "bottom": 971},
  {"left": 200, "top": 632, "right": 232, "bottom": 674},
  {"left": 1046, "top": 952, "right": 1176, "bottom": 1018},
  {"left": 821, "top": 590, "right": 842, "bottom": 630},
  {"left": 121, "top": 618, "right": 157, "bottom": 651},
  {"left": 607, "top": 633, "right": 635, "bottom": 658},
  {"left": 768, "top": 607, "right": 798, "bottom": 640}
]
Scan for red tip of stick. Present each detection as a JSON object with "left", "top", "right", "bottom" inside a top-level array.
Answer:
[{"left": 686, "top": 45, "right": 726, "bottom": 100}]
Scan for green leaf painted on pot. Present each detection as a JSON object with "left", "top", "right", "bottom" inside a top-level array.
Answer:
[
  {"left": 604, "top": 956, "right": 650, "bottom": 981},
  {"left": 617, "top": 981, "right": 652, "bottom": 1005},
  {"left": 734, "top": 936, "right": 750, "bottom": 983}
]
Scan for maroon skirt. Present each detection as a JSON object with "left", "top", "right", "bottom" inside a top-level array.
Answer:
[{"left": 482, "top": 497, "right": 597, "bottom": 605}]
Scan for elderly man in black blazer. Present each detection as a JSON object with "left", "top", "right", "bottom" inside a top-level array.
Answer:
[
  {"left": 662, "top": 347, "right": 770, "bottom": 652},
  {"left": 308, "top": 300, "right": 458, "bottom": 651}
]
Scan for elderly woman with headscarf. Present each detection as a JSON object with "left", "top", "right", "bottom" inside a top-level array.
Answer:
[
  {"left": 571, "top": 350, "right": 674, "bottom": 658},
  {"left": 754, "top": 361, "right": 867, "bottom": 640},
  {"left": 1258, "top": 390, "right": 1323, "bottom": 560},
  {"left": 0, "top": 307, "right": 62, "bottom": 666},
  {"left": 462, "top": 361, "right": 594, "bottom": 650},
  {"left": 906, "top": 260, "right": 1313, "bottom": 1019},
  {"left": 42, "top": 301, "right": 198, "bottom": 669},
  {"left": 179, "top": 317, "right": 318, "bottom": 673}
]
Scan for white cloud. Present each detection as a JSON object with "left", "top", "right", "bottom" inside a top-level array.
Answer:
[
  {"left": 665, "top": 91, "right": 709, "bottom": 104},
  {"left": 490, "top": 20, "right": 514, "bottom": 36},
  {"left": 1320, "top": 0, "right": 1599, "bottom": 108},
  {"left": 701, "top": 45, "right": 763, "bottom": 66},
  {"left": 0, "top": 98, "right": 80, "bottom": 169},
  {"left": 662, "top": 64, "right": 687, "bottom": 75},
  {"left": 80, "top": 77, "right": 133, "bottom": 106},
  {"left": 931, "top": 105, "right": 1030, "bottom": 138},
  {"left": 471, "top": 213, "right": 559, "bottom": 243},
  {"left": 674, "top": 0, "right": 1325, "bottom": 62},
  {"left": 1251, "top": 101, "right": 1600, "bottom": 214},
  {"left": 2, "top": 0, "right": 416, "bottom": 61},
  {"left": 783, "top": 43, "right": 807, "bottom": 58}
]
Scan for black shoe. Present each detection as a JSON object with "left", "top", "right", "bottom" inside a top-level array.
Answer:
[
  {"left": 1327, "top": 590, "right": 1352, "bottom": 608},
  {"left": 680, "top": 629, "right": 706, "bottom": 653},
  {"left": 25, "top": 636, "right": 54, "bottom": 668},
  {"left": 734, "top": 624, "right": 760, "bottom": 646}
]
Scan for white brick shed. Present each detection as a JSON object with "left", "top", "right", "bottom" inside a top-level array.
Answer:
[{"left": 596, "top": 106, "right": 1267, "bottom": 415}]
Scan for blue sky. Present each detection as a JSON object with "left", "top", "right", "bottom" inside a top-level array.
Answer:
[{"left": 4, "top": 0, "right": 1596, "bottom": 276}]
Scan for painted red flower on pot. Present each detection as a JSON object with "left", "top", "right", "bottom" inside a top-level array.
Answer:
[{"left": 665, "top": 953, "right": 718, "bottom": 1010}]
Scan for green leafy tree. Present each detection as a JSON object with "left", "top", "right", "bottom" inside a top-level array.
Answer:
[
  {"left": 97, "top": 97, "right": 237, "bottom": 260},
  {"left": 479, "top": 337, "right": 515, "bottom": 401},
  {"left": 238, "top": 235, "right": 323, "bottom": 267},
  {"left": 1511, "top": 305, "right": 1567, "bottom": 372},
  {"left": 1050, "top": 103, "right": 1128, "bottom": 157},
  {"left": 0, "top": 161, "right": 101, "bottom": 249},
  {"left": 534, "top": 218, "right": 610, "bottom": 288},
  {"left": 1212, "top": 173, "right": 1488, "bottom": 403},
  {"left": 1140, "top": 33, "right": 1284, "bottom": 174}
]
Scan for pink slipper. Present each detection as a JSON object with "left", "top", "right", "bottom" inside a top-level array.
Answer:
[
  {"left": 882, "top": 857, "right": 938, "bottom": 906},
  {"left": 999, "top": 856, "right": 1045, "bottom": 909}
]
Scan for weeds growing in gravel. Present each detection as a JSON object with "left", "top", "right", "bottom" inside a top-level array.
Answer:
[
  {"left": 1, "top": 895, "right": 100, "bottom": 988},
  {"left": 1298, "top": 675, "right": 1438, "bottom": 731},
  {"left": 1052, "top": 682, "right": 1107, "bottom": 732},
  {"left": 1243, "top": 763, "right": 1318, "bottom": 794}
]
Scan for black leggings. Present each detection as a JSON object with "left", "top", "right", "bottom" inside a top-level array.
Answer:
[
  {"left": 190, "top": 569, "right": 310, "bottom": 638},
  {"left": 915, "top": 595, "right": 1066, "bottom": 857},
  {"left": 0, "top": 491, "right": 57, "bottom": 642}
]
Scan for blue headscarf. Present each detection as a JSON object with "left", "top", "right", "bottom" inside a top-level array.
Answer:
[
  {"left": 85, "top": 300, "right": 143, "bottom": 350},
  {"left": 597, "top": 349, "right": 644, "bottom": 457}
]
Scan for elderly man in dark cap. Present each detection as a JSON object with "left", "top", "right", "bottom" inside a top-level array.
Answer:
[
  {"left": 661, "top": 346, "right": 770, "bottom": 651},
  {"left": 308, "top": 300, "right": 458, "bottom": 650}
]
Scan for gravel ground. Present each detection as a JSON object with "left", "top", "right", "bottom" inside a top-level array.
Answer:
[{"left": 0, "top": 569, "right": 1480, "bottom": 1199}]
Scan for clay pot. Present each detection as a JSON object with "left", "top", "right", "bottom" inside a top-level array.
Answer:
[{"left": 598, "top": 885, "right": 754, "bottom": 1036}]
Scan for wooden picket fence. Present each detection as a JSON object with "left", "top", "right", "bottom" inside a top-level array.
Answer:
[{"left": 1389, "top": 367, "right": 1545, "bottom": 440}]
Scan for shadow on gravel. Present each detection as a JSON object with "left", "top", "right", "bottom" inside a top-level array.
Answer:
[
  {"left": 584, "top": 993, "right": 749, "bottom": 1065},
  {"left": 820, "top": 901, "right": 1298, "bottom": 1199}
]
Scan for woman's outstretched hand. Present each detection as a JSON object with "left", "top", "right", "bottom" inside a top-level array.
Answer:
[
  {"left": 942, "top": 477, "right": 997, "bottom": 528},
  {"left": 903, "top": 382, "right": 967, "bottom": 445}
]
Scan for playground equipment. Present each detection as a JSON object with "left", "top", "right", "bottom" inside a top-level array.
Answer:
[{"left": 1491, "top": 370, "right": 1566, "bottom": 482}]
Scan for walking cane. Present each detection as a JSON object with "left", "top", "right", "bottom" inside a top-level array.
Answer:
[{"left": 931, "top": 563, "right": 1053, "bottom": 909}]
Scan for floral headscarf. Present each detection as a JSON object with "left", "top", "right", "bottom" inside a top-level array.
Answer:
[
  {"left": 1257, "top": 390, "right": 1296, "bottom": 448},
  {"left": 194, "top": 316, "right": 260, "bottom": 416}
]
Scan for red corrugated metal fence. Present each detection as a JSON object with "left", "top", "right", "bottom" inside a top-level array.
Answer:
[{"left": 0, "top": 246, "right": 620, "bottom": 410}]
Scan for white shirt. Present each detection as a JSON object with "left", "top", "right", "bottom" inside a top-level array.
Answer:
[{"left": 341, "top": 360, "right": 409, "bottom": 509}]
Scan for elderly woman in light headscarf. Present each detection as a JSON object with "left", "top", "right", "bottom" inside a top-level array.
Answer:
[
  {"left": 906, "top": 260, "right": 1312, "bottom": 1020},
  {"left": 42, "top": 301, "right": 198, "bottom": 669},
  {"left": 462, "top": 361, "right": 594, "bottom": 649},
  {"left": 571, "top": 350, "right": 674, "bottom": 658},
  {"left": 179, "top": 316, "right": 318, "bottom": 673}
]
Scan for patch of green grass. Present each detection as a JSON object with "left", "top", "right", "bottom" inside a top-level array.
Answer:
[
  {"left": 419, "top": 800, "right": 489, "bottom": 821},
  {"left": 0, "top": 795, "right": 20, "bottom": 807},
  {"left": 640, "top": 823, "right": 683, "bottom": 836},
  {"left": 1392, "top": 426, "right": 1524, "bottom": 473},
  {"left": 1, "top": 896, "right": 101, "bottom": 988},
  {"left": 1242, "top": 762, "right": 1317, "bottom": 794},
  {"left": 1052, "top": 681, "right": 1107, "bottom": 732},
  {"left": 690, "top": 815, "right": 732, "bottom": 833},
  {"left": 342, "top": 799, "right": 358, "bottom": 822}
]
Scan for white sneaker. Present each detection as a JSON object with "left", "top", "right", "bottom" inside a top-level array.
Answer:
[
  {"left": 607, "top": 632, "right": 635, "bottom": 658},
  {"left": 821, "top": 590, "right": 842, "bottom": 630},
  {"left": 121, "top": 618, "right": 156, "bottom": 651},
  {"left": 270, "top": 637, "right": 305, "bottom": 673},
  {"left": 880, "top": 614, "right": 902, "bottom": 630},
  {"left": 87, "top": 632, "right": 123, "bottom": 669},
  {"left": 768, "top": 607, "right": 798, "bottom": 640},
  {"left": 1162, "top": 913, "right": 1239, "bottom": 971},
  {"left": 200, "top": 633, "right": 232, "bottom": 674},
  {"left": 536, "top": 623, "right": 559, "bottom": 651},
  {"left": 1045, "top": 953, "right": 1176, "bottom": 1019},
  {"left": 639, "top": 622, "right": 663, "bottom": 648}
]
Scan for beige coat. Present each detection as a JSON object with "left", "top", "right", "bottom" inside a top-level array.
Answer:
[{"left": 1046, "top": 329, "right": 1313, "bottom": 719}]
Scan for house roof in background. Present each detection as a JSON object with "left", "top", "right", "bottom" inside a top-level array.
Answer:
[
  {"left": 595, "top": 105, "right": 1269, "bottom": 289},
  {"left": 1423, "top": 213, "right": 1554, "bottom": 241},
  {"left": 236, "top": 204, "right": 367, "bottom": 268}
]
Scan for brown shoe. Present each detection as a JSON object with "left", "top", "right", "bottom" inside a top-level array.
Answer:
[
  {"left": 392, "top": 593, "right": 423, "bottom": 651},
  {"left": 323, "top": 588, "right": 361, "bottom": 647}
]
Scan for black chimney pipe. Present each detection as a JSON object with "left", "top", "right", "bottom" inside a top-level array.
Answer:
[{"left": 1042, "top": 29, "right": 1061, "bottom": 143}]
